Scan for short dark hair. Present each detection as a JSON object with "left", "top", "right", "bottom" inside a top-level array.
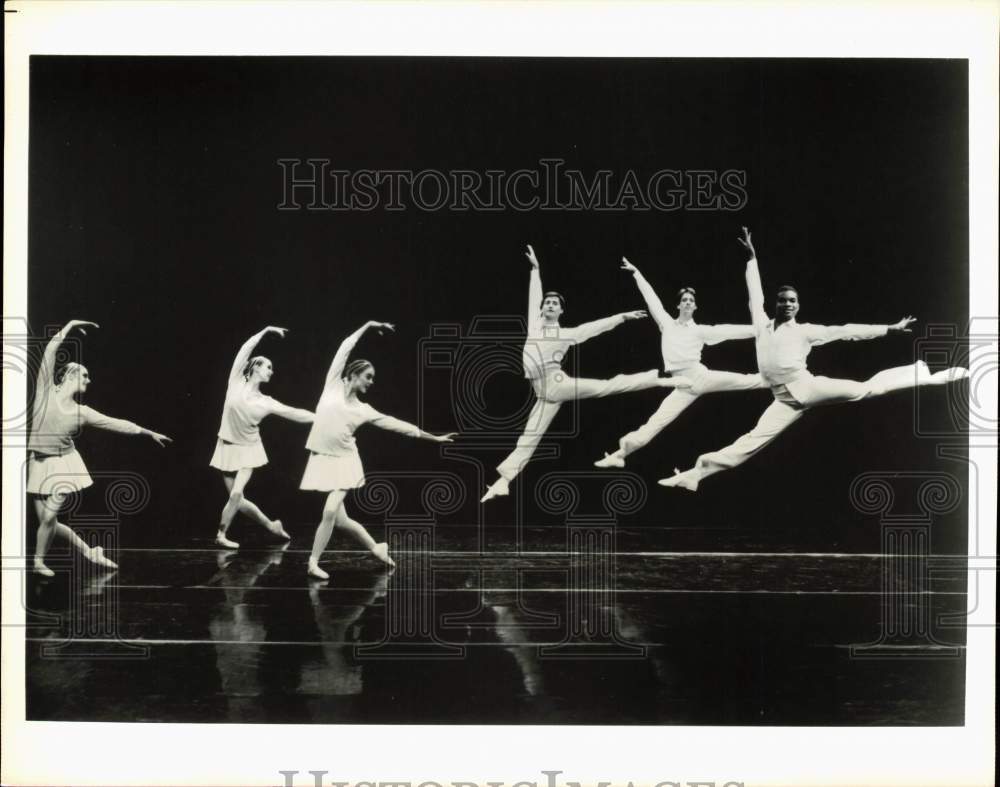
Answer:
[
  {"left": 542, "top": 291, "right": 566, "bottom": 309},
  {"left": 676, "top": 287, "right": 697, "bottom": 301},
  {"left": 776, "top": 285, "right": 799, "bottom": 298}
]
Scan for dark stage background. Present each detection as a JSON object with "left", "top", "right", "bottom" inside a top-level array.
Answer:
[{"left": 27, "top": 57, "right": 969, "bottom": 552}]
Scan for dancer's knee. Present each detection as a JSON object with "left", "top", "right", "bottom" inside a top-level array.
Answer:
[{"left": 228, "top": 490, "right": 244, "bottom": 506}]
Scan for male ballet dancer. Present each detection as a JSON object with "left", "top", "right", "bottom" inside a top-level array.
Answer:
[
  {"left": 660, "top": 227, "right": 968, "bottom": 491},
  {"left": 594, "top": 256, "right": 764, "bottom": 469},
  {"left": 481, "top": 245, "right": 691, "bottom": 502}
]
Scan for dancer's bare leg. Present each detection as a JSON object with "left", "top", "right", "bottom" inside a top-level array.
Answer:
[
  {"left": 335, "top": 507, "right": 395, "bottom": 567},
  {"left": 33, "top": 495, "right": 64, "bottom": 576},
  {"left": 34, "top": 494, "right": 116, "bottom": 574},
  {"left": 307, "top": 489, "right": 347, "bottom": 579},
  {"left": 217, "top": 468, "right": 254, "bottom": 547}
]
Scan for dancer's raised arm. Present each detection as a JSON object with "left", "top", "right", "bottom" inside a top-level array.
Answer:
[
  {"left": 36, "top": 319, "right": 99, "bottom": 392},
  {"left": 230, "top": 326, "right": 287, "bottom": 382},
  {"left": 325, "top": 321, "right": 394, "bottom": 388},
  {"left": 621, "top": 258, "right": 669, "bottom": 329},
  {"left": 740, "top": 228, "right": 769, "bottom": 328},
  {"left": 526, "top": 244, "right": 543, "bottom": 332}
]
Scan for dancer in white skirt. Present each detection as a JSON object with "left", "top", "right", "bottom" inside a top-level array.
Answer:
[
  {"left": 211, "top": 326, "right": 314, "bottom": 548},
  {"left": 593, "top": 257, "right": 764, "bottom": 468},
  {"left": 660, "top": 228, "right": 970, "bottom": 491},
  {"left": 480, "top": 245, "right": 693, "bottom": 502},
  {"left": 303, "top": 321, "right": 456, "bottom": 580},
  {"left": 27, "top": 320, "right": 172, "bottom": 577}
]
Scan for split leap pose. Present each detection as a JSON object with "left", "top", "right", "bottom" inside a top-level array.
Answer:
[
  {"left": 27, "top": 320, "right": 172, "bottom": 576},
  {"left": 302, "top": 321, "right": 456, "bottom": 580},
  {"left": 211, "top": 326, "right": 314, "bottom": 548},
  {"left": 594, "top": 257, "right": 764, "bottom": 469},
  {"left": 481, "top": 245, "right": 692, "bottom": 502},
  {"left": 660, "top": 228, "right": 969, "bottom": 491}
]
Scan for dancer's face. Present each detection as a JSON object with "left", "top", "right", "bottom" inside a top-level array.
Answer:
[
  {"left": 73, "top": 366, "right": 91, "bottom": 393},
  {"left": 253, "top": 358, "right": 274, "bottom": 383},
  {"left": 541, "top": 296, "right": 563, "bottom": 321},
  {"left": 677, "top": 292, "right": 697, "bottom": 318},
  {"left": 352, "top": 366, "right": 376, "bottom": 394},
  {"left": 775, "top": 289, "right": 799, "bottom": 322}
]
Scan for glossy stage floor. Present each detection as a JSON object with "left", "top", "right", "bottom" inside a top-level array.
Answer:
[{"left": 25, "top": 525, "right": 967, "bottom": 725}]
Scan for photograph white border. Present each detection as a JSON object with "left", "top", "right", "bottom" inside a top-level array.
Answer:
[{"left": 3, "top": 2, "right": 997, "bottom": 786}]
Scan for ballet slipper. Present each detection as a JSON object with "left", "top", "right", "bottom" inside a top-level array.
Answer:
[
  {"left": 307, "top": 560, "right": 330, "bottom": 580},
  {"left": 215, "top": 531, "right": 240, "bottom": 549},
  {"left": 267, "top": 519, "right": 292, "bottom": 541},
  {"left": 480, "top": 477, "right": 510, "bottom": 502},
  {"left": 371, "top": 542, "right": 395, "bottom": 567},
  {"left": 658, "top": 467, "right": 700, "bottom": 492},
  {"left": 33, "top": 561, "right": 55, "bottom": 578},
  {"left": 88, "top": 546, "right": 119, "bottom": 569},
  {"left": 594, "top": 451, "right": 626, "bottom": 469}
]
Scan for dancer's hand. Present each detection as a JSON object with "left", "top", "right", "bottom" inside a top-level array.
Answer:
[
  {"left": 367, "top": 321, "right": 395, "bottom": 335},
  {"left": 428, "top": 432, "right": 457, "bottom": 443},
  {"left": 620, "top": 257, "right": 638, "bottom": 273},
  {"left": 525, "top": 244, "right": 540, "bottom": 268},
  {"left": 888, "top": 316, "right": 917, "bottom": 334},
  {"left": 265, "top": 326, "right": 289, "bottom": 338},
  {"left": 738, "top": 226, "right": 755, "bottom": 258},
  {"left": 621, "top": 310, "right": 648, "bottom": 321},
  {"left": 671, "top": 376, "right": 693, "bottom": 389},
  {"left": 67, "top": 320, "right": 100, "bottom": 335},
  {"left": 145, "top": 430, "right": 173, "bottom": 447}
]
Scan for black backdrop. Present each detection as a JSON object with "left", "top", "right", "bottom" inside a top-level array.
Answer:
[{"left": 27, "top": 57, "right": 969, "bottom": 552}]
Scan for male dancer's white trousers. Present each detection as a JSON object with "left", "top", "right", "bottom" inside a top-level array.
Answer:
[
  {"left": 618, "top": 363, "right": 764, "bottom": 456},
  {"left": 687, "top": 363, "right": 927, "bottom": 482},
  {"left": 497, "top": 368, "right": 660, "bottom": 481}
]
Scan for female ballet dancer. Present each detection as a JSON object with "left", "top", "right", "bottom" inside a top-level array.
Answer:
[
  {"left": 27, "top": 320, "right": 172, "bottom": 576},
  {"left": 302, "top": 320, "right": 456, "bottom": 580},
  {"left": 481, "top": 244, "right": 693, "bottom": 502},
  {"left": 593, "top": 257, "right": 764, "bottom": 468},
  {"left": 661, "top": 227, "right": 970, "bottom": 491},
  {"left": 211, "top": 326, "right": 315, "bottom": 549}
]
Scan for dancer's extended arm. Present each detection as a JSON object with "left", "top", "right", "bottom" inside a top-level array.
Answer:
[
  {"left": 621, "top": 258, "right": 670, "bottom": 329},
  {"left": 698, "top": 324, "right": 756, "bottom": 344},
  {"left": 806, "top": 316, "right": 915, "bottom": 345},
  {"left": 369, "top": 410, "right": 456, "bottom": 443},
  {"left": 81, "top": 406, "right": 172, "bottom": 446},
  {"left": 268, "top": 401, "right": 316, "bottom": 424},
  {"left": 740, "top": 228, "right": 769, "bottom": 329},
  {"left": 229, "top": 326, "right": 287, "bottom": 383},
  {"left": 572, "top": 310, "right": 648, "bottom": 344},
  {"left": 324, "top": 321, "right": 394, "bottom": 388}
]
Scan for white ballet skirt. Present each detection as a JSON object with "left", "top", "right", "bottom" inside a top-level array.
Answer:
[
  {"left": 209, "top": 438, "right": 268, "bottom": 472},
  {"left": 299, "top": 450, "right": 365, "bottom": 492},
  {"left": 26, "top": 449, "right": 94, "bottom": 496}
]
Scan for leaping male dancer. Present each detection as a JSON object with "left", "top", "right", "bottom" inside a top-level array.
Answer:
[
  {"left": 481, "top": 245, "right": 692, "bottom": 502},
  {"left": 660, "top": 227, "right": 969, "bottom": 491},
  {"left": 594, "top": 256, "right": 765, "bottom": 469}
]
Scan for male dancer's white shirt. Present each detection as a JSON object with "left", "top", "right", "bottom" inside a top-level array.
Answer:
[
  {"left": 746, "top": 257, "right": 888, "bottom": 393},
  {"left": 521, "top": 266, "right": 624, "bottom": 380}
]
